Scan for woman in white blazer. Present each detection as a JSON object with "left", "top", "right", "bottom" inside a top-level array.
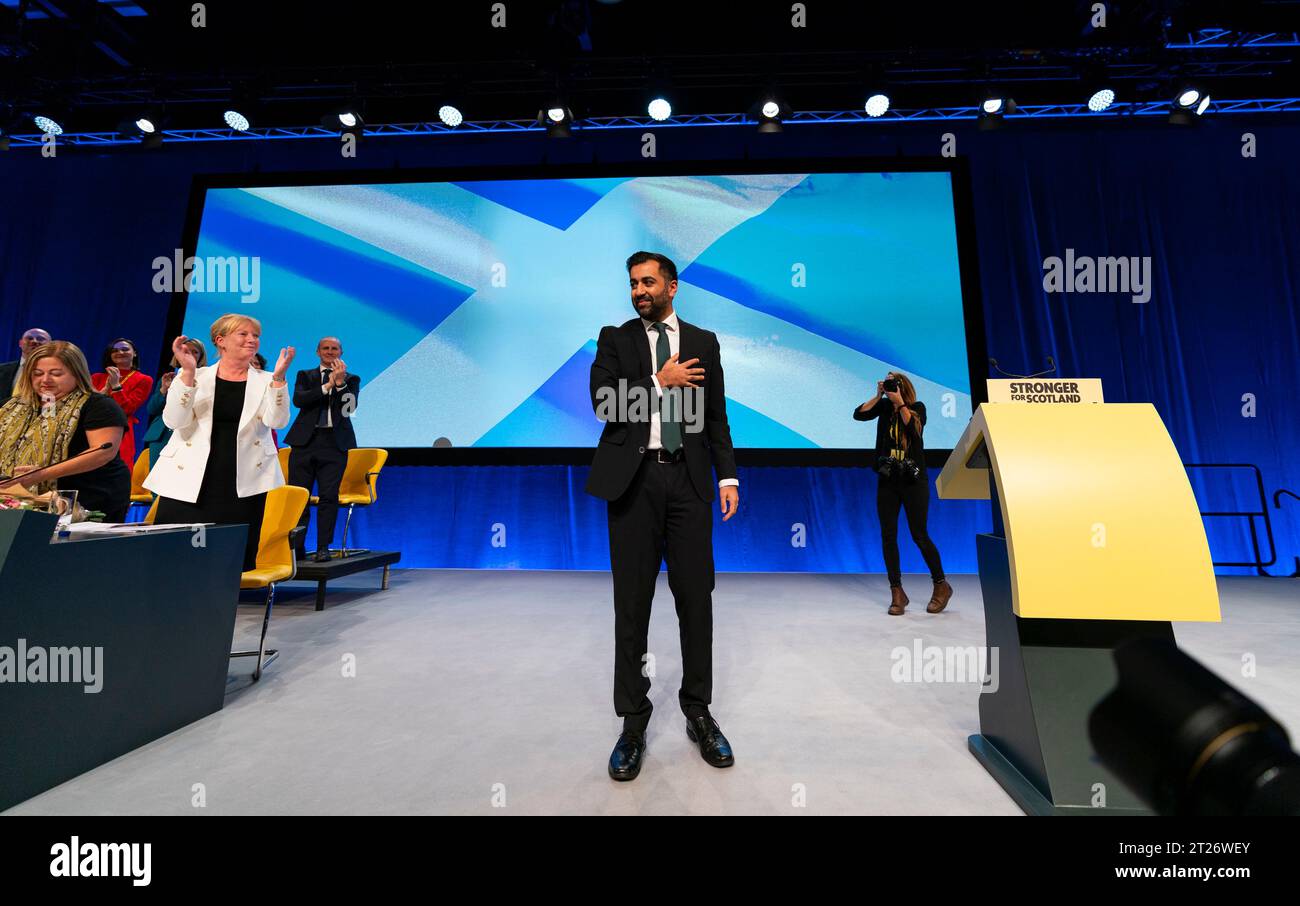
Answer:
[{"left": 144, "top": 313, "right": 295, "bottom": 570}]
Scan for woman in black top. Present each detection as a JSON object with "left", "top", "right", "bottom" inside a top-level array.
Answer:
[
  {"left": 155, "top": 373, "right": 265, "bottom": 569},
  {"left": 854, "top": 371, "right": 952, "bottom": 615},
  {"left": 0, "top": 341, "right": 131, "bottom": 522}
]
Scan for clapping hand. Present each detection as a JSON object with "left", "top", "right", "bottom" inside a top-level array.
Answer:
[
  {"left": 171, "top": 336, "right": 199, "bottom": 371},
  {"left": 272, "top": 347, "right": 296, "bottom": 382},
  {"left": 105, "top": 366, "right": 122, "bottom": 388},
  {"left": 330, "top": 358, "right": 348, "bottom": 387}
]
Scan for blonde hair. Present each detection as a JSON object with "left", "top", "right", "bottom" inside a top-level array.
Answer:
[
  {"left": 209, "top": 314, "right": 263, "bottom": 349},
  {"left": 170, "top": 337, "right": 209, "bottom": 369},
  {"left": 13, "top": 341, "right": 95, "bottom": 406}
]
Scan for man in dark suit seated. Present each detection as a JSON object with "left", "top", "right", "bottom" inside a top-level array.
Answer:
[
  {"left": 586, "top": 251, "right": 740, "bottom": 782},
  {"left": 285, "top": 337, "right": 360, "bottom": 562},
  {"left": 0, "top": 328, "right": 52, "bottom": 403}
]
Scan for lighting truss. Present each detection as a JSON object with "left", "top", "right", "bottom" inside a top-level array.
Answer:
[{"left": 4, "top": 99, "right": 1299, "bottom": 147}]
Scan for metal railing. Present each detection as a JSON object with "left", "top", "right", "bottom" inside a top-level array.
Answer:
[
  {"left": 1184, "top": 463, "right": 1276, "bottom": 574},
  {"left": 1274, "top": 489, "right": 1300, "bottom": 577}
]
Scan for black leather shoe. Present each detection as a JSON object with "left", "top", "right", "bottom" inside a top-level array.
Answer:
[
  {"left": 312, "top": 550, "right": 332, "bottom": 563},
  {"left": 608, "top": 732, "right": 646, "bottom": 781},
  {"left": 685, "top": 715, "right": 734, "bottom": 768}
]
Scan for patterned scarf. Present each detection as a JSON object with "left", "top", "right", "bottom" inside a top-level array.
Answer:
[{"left": 0, "top": 389, "right": 91, "bottom": 495}]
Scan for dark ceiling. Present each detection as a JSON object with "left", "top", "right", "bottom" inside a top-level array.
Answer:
[{"left": 2, "top": 0, "right": 1298, "bottom": 132}]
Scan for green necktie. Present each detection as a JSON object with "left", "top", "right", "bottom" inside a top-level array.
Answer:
[{"left": 652, "top": 322, "right": 682, "bottom": 454}]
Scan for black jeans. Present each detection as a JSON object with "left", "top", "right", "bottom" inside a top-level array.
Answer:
[{"left": 876, "top": 472, "right": 945, "bottom": 587}]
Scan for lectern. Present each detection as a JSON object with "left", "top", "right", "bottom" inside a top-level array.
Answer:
[
  {"left": 936, "top": 380, "right": 1220, "bottom": 814},
  {"left": 0, "top": 510, "right": 246, "bottom": 812}
]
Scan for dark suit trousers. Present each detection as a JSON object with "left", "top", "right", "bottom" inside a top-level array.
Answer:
[
  {"left": 608, "top": 454, "right": 714, "bottom": 735},
  {"left": 287, "top": 428, "right": 346, "bottom": 552}
]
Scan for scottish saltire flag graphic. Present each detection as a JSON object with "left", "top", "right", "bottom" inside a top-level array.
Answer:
[{"left": 183, "top": 171, "right": 972, "bottom": 447}]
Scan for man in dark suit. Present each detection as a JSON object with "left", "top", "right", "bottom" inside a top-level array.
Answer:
[
  {"left": 586, "top": 251, "right": 740, "bottom": 782},
  {"left": 0, "top": 327, "right": 51, "bottom": 403},
  {"left": 285, "top": 337, "right": 360, "bottom": 561}
]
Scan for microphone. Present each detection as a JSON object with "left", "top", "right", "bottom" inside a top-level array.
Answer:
[
  {"left": 0, "top": 442, "right": 114, "bottom": 485},
  {"left": 989, "top": 356, "right": 1058, "bottom": 380}
]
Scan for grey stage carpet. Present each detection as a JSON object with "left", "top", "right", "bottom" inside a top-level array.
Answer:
[{"left": 6, "top": 571, "right": 1297, "bottom": 815}]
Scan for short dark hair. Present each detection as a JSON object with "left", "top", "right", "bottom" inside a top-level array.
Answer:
[{"left": 626, "top": 251, "right": 677, "bottom": 284}]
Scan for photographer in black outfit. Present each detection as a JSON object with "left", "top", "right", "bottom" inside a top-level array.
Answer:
[{"left": 854, "top": 371, "right": 953, "bottom": 615}]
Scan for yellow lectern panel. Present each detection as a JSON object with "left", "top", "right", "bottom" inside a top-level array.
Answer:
[{"left": 936, "top": 403, "right": 1220, "bottom": 622}]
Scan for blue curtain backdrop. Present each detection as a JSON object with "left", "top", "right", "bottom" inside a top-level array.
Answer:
[{"left": 3, "top": 118, "right": 1297, "bottom": 574}]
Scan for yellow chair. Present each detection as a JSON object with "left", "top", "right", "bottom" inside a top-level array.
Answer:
[
  {"left": 336, "top": 448, "right": 387, "bottom": 557},
  {"left": 277, "top": 446, "right": 292, "bottom": 483},
  {"left": 142, "top": 496, "right": 159, "bottom": 525},
  {"left": 128, "top": 449, "right": 152, "bottom": 511},
  {"left": 232, "top": 485, "right": 309, "bottom": 682}
]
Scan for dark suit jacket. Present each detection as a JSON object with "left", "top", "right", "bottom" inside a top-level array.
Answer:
[
  {"left": 284, "top": 367, "right": 360, "bottom": 451},
  {"left": 585, "top": 317, "right": 737, "bottom": 503},
  {"left": 0, "top": 359, "right": 20, "bottom": 403}
]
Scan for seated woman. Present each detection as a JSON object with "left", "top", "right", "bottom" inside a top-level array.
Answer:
[
  {"left": 140, "top": 337, "right": 208, "bottom": 472},
  {"left": 91, "top": 337, "right": 153, "bottom": 471},
  {"left": 0, "top": 341, "right": 131, "bottom": 522},
  {"left": 143, "top": 314, "right": 294, "bottom": 571}
]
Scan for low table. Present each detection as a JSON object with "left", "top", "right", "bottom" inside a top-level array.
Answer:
[{"left": 290, "top": 550, "right": 402, "bottom": 611}]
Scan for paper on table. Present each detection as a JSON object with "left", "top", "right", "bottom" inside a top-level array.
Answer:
[{"left": 61, "top": 522, "right": 216, "bottom": 535}]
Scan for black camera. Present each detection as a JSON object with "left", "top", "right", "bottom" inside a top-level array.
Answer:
[
  {"left": 875, "top": 455, "right": 921, "bottom": 484},
  {"left": 1091, "top": 638, "right": 1300, "bottom": 815},
  {"left": 882, "top": 378, "right": 899, "bottom": 394}
]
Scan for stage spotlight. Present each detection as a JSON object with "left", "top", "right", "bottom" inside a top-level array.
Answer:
[
  {"left": 1081, "top": 62, "right": 1116, "bottom": 113},
  {"left": 1169, "top": 85, "right": 1210, "bottom": 124},
  {"left": 978, "top": 92, "right": 1015, "bottom": 130},
  {"left": 224, "top": 109, "right": 250, "bottom": 132},
  {"left": 438, "top": 104, "right": 463, "bottom": 127},
  {"left": 33, "top": 115, "right": 64, "bottom": 136},
  {"left": 1087, "top": 87, "right": 1115, "bottom": 112},
  {"left": 864, "top": 93, "right": 890, "bottom": 118},
  {"left": 755, "top": 97, "right": 786, "bottom": 134},
  {"left": 647, "top": 97, "right": 671, "bottom": 121},
  {"left": 118, "top": 112, "right": 165, "bottom": 146},
  {"left": 538, "top": 104, "right": 573, "bottom": 138},
  {"left": 320, "top": 105, "right": 365, "bottom": 134}
]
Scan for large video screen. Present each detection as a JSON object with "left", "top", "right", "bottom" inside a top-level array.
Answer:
[{"left": 181, "top": 166, "right": 976, "bottom": 449}]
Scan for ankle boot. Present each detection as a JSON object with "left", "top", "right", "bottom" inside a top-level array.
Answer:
[
  {"left": 927, "top": 579, "right": 953, "bottom": 613},
  {"left": 888, "top": 585, "right": 908, "bottom": 615}
]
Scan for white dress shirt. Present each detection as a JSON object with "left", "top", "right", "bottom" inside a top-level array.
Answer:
[{"left": 642, "top": 311, "right": 739, "bottom": 490}]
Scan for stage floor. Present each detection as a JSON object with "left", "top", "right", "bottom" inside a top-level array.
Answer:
[{"left": 7, "top": 571, "right": 1297, "bottom": 815}]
